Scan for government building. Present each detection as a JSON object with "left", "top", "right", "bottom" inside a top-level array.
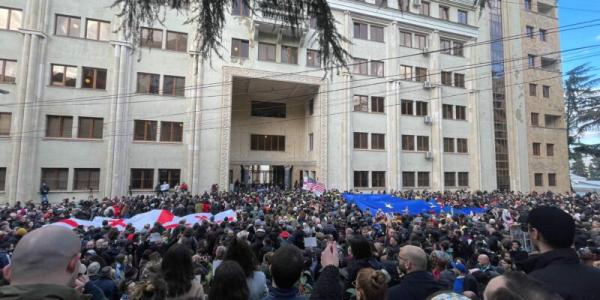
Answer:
[{"left": 0, "top": 0, "right": 568, "bottom": 203}]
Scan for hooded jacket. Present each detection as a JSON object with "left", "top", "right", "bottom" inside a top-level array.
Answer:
[{"left": 517, "top": 248, "right": 600, "bottom": 300}]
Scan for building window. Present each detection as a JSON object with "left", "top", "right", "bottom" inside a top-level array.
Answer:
[
  {"left": 420, "top": 1, "right": 430, "bottom": 16},
  {"left": 353, "top": 95, "right": 369, "bottom": 112},
  {"left": 441, "top": 39, "right": 452, "bottom": 54},
  {"left": 402, "top": 172, "right": 415, "bottom": 187},
  {"left": 77, "top": 117, "right": 103, "bottom": 139},
  {"left": 442, "top": 104, "right": 453, "bottom": 119},
  {"left": 439, "top": 6, "right": 450, "bottom": 20},
  {"left": 415, "top": 34, "right": 427, "bottom": 49},
  {"left": 55, "top": 15, "right": 81, "bottom": 37},
  {"left": 281, "top": 46, "right": 298, "bottom": 64},
  {"left": 526, "top": 26, "right": 534, "bottom": 38},
  {"left": 309, "top": 98, "right": 314, "bottom": 115},
  {"left": 458, "top": 10, "right": 468, "bottom": 24},
  {"left": 370, "top": 25, "right": 384, "bottom": 42},
  {"left": 309, "top": 133, "right": 314, "bottom": 151},
  {"left": 131, "top": 169, "right": 154, "bottom": 189},
  {"left": 134, "top": 120, "right": 157, "bottom": 141},
  {"left": 137, "top": 73, "right": 160, "bottom": 94},
  {"left": 81, "top": 67, "right": 107, "bottom": 90},
  {"left": 417, "top": 136, "right": 429, "bottom": 151},
  {"left": 454, "top": 73, "right": 465, "bottom": 88},
  {"left": 399, "top": 31, "right": 412, "bottom": 47},
  {"left": 457, "top": 138, "right": 468, "bottom": 153},
  {"left": 415, "top": 67, "right": 428, "bottom": 82},
  {"left": 0, "top": 59, "right": 16, "bottom": 83},
  {"left": 51, "top": 64, "right": 77, "bottom": 87},
  {"left": 159, "top": 169, "right": 181, "bottom": 187},
  {"left": 85, "top": 19, "right": 110, "bottom": 41},
  {"left": 548, "top": 173, "right": 556, "bottom": 186},
  {"left": 400, "top": 65, "right": 413, "bottom": 81},
  {"left": 455, "top": 106, "right": 466, "bottom": 120},
  {"left": 354, "top": 132, "right": 368, "bottom": 149},
  {"left": 416, "top": 101, "right": 428, "bottom": 116},
  {"left": 534, "top": 173, "right": 543, "bottom": 186},
  {"left": 545, "top": 114, "right": 561, "bottom": 128},
  {"left": 231, "top": 38, "right": 249, "bottom": 58},
  {"left": 371, "top": 133, "right": 385, "bottom": 150},
  {"left": 353, "top": 58, "right": 368, "bottom": 75},
  {"left": 528, "top": 54, "right": 536, "bottom": 68},
  {"left": 402, "top": 135, "right": 415, "bottom": 151},
  {"left": 453, "top": 42, "right": 464, "bottom": 56},
  {"left": 160, "top": 121, "right": 183, "bottom": 142},
  {"left": 141, "top": 27, "right": 163, "bottom": 49},
  {"left": 539, "top": 29, "right": 547, "bottom": 41},
  {"left": 306, "top": 50, "right": 320, "bottom": 67},
  {"left": 309, "top": 16, "right": 317, "bottom": 29},
  {"left": 74, "top": 168, "right": 100, "bottom": 190},
  {"left": 354, "top": 171, "right": 369, "bottom": 188},
  {"left": 371, "top": 60, "right": 384, "bottom": 77},
  {"left": 250, "top": 134, "right": 285, "bottom": 151},
  {"left": 441, "top": 71, "right": 452, "bottom": 86},
  {"left": 258, "top": 43, "right": 276, "bottom": 62},
  {"left": 443, "top": 138, "right": 455, "bottom": 153},
  {"left": 542, "top": 85, "right": 550, "bottom": 98},
  {"left": 232, "top": 0, "right": 250, "bottom": 16},
  {"left": 252, "top": 101, "right": 286, "bottom": 118},
  {"left": 166, "top": 31, "right": 188, "bottom": 52},
  {"left": 371, "top": 97, "right": 385, "bottom": 113},
  {"left": 41, "top": 168, "right": 69, "bottom": 190},
  {"left": 372, "top": 171, "right": 385, "bottom": 187},
  {"left": 417, "top": 172, "right": 429, "bottom": 187},
  {"left": 458, "top": 172, "right": 469, "bottom": 186},
  {"left": 546, "top": 143, "right": 554, "bottom": 156},
  {"left": 525, "top": 0, "right": 532, "bottom": 11},
  {"left": 529, "top": 83, "right": 537, "bottom": 96},
  {"left": 0, "top": 112, "right": 11, "bottom": 136},
  {"left": 533, "top": 142, "right": 541, "bottom": 156},
  {"left": 0, "top": 7, "right": 22, "bottom": 31},
  {"left": 401, "top": 100, "right": 413, "bottom": 115},
  {"left": 531, "top": 113, "right": 539, "bottom": 126},
  {"left": 0, "top": 167, "right": 5, "bottom": 191},
  {"left": 353, "top": 22, "right": 369, "bottom": 40},
  {"left": 46, "top": 115, "right": 73, "bottom": 138},
  {"left": 163, "top": 75, "right": 185, "bottom": 96},
  {"left": 444, "top": 172, "right": 456, "bottom": 187}
]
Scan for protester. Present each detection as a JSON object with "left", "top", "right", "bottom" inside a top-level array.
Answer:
[
  {"left": 224, "top": 237, "right": 268, "bottom": 300},
  {"left": 354, "top": 268, "right": 387, "bottom": 300},
  {"left": 263, "top": 245, "right": 306, "bottom": 300},
  {"left": 209, "top": 260, "right": 249, "bottom": 300},
  {"left": 516, "top": 206, "right": 600, "bottom": 299},
  {"left": 483, "top": 271, "right": 562, "bottom": 300},
  {"left": 387, "top": 245, "right": 445, "bottom": 300}
]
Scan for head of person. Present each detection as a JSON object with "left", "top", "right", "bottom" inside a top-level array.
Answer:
[
  {"left": 348, "top": 236, "right": 372, "bottom": 260},
  {"left": 398, "top": 245, "right": 428, "bottom": 274},
  {"left": 3, "top": 226, "right": 81, "bottom": 287},
  {"left": 160, "top": 243, "right": 194, "bottom": 297},
  {"left": 209, "top": 260, "right": 249, "bottom": 300},
  {"left": 484, "top": 271, "right": 562, "bottom": 300},
  {"left": 511, "top": 240, "right": 521, "bottom": 251},
  {"left": 270, "top": 245, "right": 304, "bottom": 289},
  {"left": 355, "top": 268, "right": 387, "bottom": 300},
  {"left": 224, "top": 237, "right": 259, "bottom": 278},
  {"left": 527, "top": 206, "right": 575, "bottom": 252},
  {"left": 477, "top": 254, "right": 490, "bottom": 268}
]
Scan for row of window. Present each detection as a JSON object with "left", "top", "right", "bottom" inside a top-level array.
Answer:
[
  {"left": 401, "top": 171, "right": 431, "bottom": 187},
  {"left": 530, "top": 113, "right": 562, "bottom": 128},
  {"left": 442, "top": 104, "right": 467, "bottom": 120},
  {"left": 532, "top": 143, "right": 554, "bottom": 157},
  {"left": 444, "top": 138, "right": 469, "bottom": 153},
  {"left": 353, "top": 171, "right": 386, "bottom": 188},
  {"left": 33, "top": 168, "right": 182, "bottom": 191},
  {"left": 534, "top": 173, "right": 557, "bottom": 187},
  {"left": 525, "top": 26, "right": 547, "bottom": 42},
  {"left": 231, "top": 39, "right": 321, "bottom": 67},
  {"left": 441, "top": 71, "right": 465, "bottom": 88},
  {"left": 353, "top": 59, "right": 385, "bottom": 77},
  {"left": 367, "top": 0, "right": 469, "bottom": 24},
  {"left": 45, "top": 115, "right": 104, "bottom": 139},
  {"left": 401, "top": 135, "right": 430, "bottom": 152},
  {"left": 440, "top": 39, "right": 464, "bottom": 56},
  {"left": 353, "top": 95, "right": 385, "bottom": 113},
  {"left": 529, "top": 83, "right": 550, "bottom": 98},
  {"left": 54, "top": 15, "right": 111, "bottom": 42},
  {"left": 400, "top": 100, "right": 428, "bottom": 116},
  {"left": 50, "top": 64, "right": 107, "bottom": 89},
  {"left": 134, "top": 120, "right": 183, "bottom": 142},
  {"left": 527, "top": 54, "right": 558, "bottom": 70},
  {"left": 250, "top": 134, "right": 286, "bottom": 152},
  {"left": 136, "top": 73, "right": 186, "bottom": 96},
  {"left": 399, "top": 65, "right": 429, "bottom": 82},
  {"left": 353, "top": 132, "right": 385, "bottom": 150}
]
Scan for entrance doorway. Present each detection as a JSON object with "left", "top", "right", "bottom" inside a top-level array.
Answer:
[{"left": 240, "top": 165, "right": 290, "bottom": 189}]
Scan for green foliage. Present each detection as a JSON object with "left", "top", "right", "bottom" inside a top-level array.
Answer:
[
  {"left": 589, "top": 156, "right": 600, "bottom": 180},
  {"left": 572, "top": 155, "right": 588, "bottom": 178}
]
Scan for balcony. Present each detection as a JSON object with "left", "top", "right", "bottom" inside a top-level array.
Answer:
[{"left": 253, "top": 2, "right": 308, "bottom": 40}]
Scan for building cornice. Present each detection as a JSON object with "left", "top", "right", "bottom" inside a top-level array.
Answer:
[
  {"left": 328, "top": 0, "right": 479, "bottom": 38},
  {"left": 18, "top": 28, "right": 47, "bottom": 39}
]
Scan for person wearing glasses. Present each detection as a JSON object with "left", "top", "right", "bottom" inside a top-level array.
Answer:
[{"left": 387, "top": 245, "right": 445, "bottom": 300}]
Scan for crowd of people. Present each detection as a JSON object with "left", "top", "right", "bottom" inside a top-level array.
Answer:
[{"left": 0, "top": 186, "right": 599, "bottom": 300}]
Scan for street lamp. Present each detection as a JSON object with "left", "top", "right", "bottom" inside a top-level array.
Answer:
[{"left": 0, "top": 89, "right": 9, "bottom": 95}]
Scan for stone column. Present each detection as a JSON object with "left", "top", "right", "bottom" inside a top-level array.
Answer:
[
  {"left": 429, "top": 30, "right": 444, "bottom": 192},
  {"left": 284, "top": 165, "right": 292, "bottom": 190}
]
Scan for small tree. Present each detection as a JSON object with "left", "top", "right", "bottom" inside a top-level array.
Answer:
[
  {"left": 589, "top": 156, "right": 600, "bottom": 180},
  {"left": 572, "top": 154, "right": 588, "bottom": 178}
]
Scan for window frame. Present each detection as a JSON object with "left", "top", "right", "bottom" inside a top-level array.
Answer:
[
  {"left": 81, "top": 67, "right": 107, "bottom": 90},
  {"left": 370, "top": 25, "right": 384, "bottom": 43},
  {"left": 309, "top": 133, "right": 314, "bottom": 151},
  {"left": 0, "top": 59, "right": 17, "bottom": 84},
  {"left": 250, "top": 134, "right": 286, "bottom": 151},
  {"left": 231, "top": 38, "right": 250, "bottom": 58},
  {"left": 442, "top": 104, "right": 454, "bottom": 119},
  {"left": 354, "top": 171, "right": 369, "bottom": 188},
  {"left": 458, "top": 10, "right": 468, "bottom": 24},
  {"left": 400, "top": 65, "right": 413, "bottom": 81},
  {"left": 539, "top": 29, "right": 547, "bottom": 41},
  {"left": 526, "top": 26, "right": 534, "bottom": 38},
  {"left": 0, "top": 7, "right": 22, "bottom": 31},
  {"left": 372, "top": 171, "right": 386, "bottom": 188},
  {"left": 281, "top": 45, "right": 299, "bottom": 65},
  {"left": 163, "top": 75, "right": 186, "bottom": 97},
  {"left": 455, "top": 105, "right": 467, "bottom": 120},
  {"left": 371, "top": 133, "right": 385, "bottom": 150},
  {"left": 441, "top": 71, "right": 452, "bottom": 86},
  {"left": 546, "top": 143, "right": 554, "bottom": 156},
  {"left": 542, "top": 85, "right": 550, "bottom": 98},
  {"left": 77, "top": 117, "right": 103, "bottom": 139},
  {"left": 73, "top": 168, "right": 100, "bottom": 191},
  {"left": 55, "top": 14, "right": 81, "bottom": 38},
  {"left": 85, "top": 18, "right": 111, "bottom": 41},
  {"left": 258, "top": 42, "right": 277, "bottom": 62},
  {"left": 251, "top": 101, "right": 287, "bottom": 118},
  {"left": 533, "top": 142, "right": 541, "bottom": 156},
  {"left": 443, "top": 137, "right": 455, "bottom": 153},
  {"left": 439, "top": 6, "right": 450, "bottom": 20},
  {"left": 548, "top": 173, "right": 556, "bottom": 186},
  {"left": 371, "top": 96, "right": 385, "bottom": 113},
  {"left": 454, "top": 73, "right": 465, "bottom": 88},
  {"left": 353, "top": 95, "right": 369, "bottom": 112},
  {"left": 0, "top": 112, "right": 11, "bottom": 136},
  {"left": 0, "top": 167, "right": 5, "bottom": 191},
  {"left": 166, "top": 31, "right": 188, "bottom": 52},
  {"left": 402, "top": 172, "right": 415, "bottom": 187},
  {"left": 46, "top": 115, "right": 73, "bottom": 138},
  {"left": 444, "top": 172, "right": 456, "bottom": 187},
  {"left": 531, "top": 112, "right": 539, "bottom": 126},
  {"left": 417, "top": 136, "right": 429, "bottom": 151},
  {"left": 402, "top": 135, "right": 415, "bottom": 151},
  {"left": 456, "top": 138, "right": 468, "bottom": 153},
  {"left": 158, "top": 169, "right": 181, "bottom": 188},
  {"left": 417, "top": 172, "right": 430, "bottom": 187},
  {"left": 399, "top": 31, "right": 412, "bottom": 48},
  {"left": 458, "top": 172, "right": 469, "bottom": 187},
  {"left": 136, "top": 72, "right": 160, "bottom": 94},
  {"left": 353, "top": 132, "right": 369, "bottom": 149},
  {"left": 401, "top": 100, "right": 414, "bottom": 115},
  {"left": 133, "top": 119, "right": 158, "bottom": 141},
  {"left": 232, "top": 0, "right": 250, "bottom": 16},
  {"left": 159, "top": 121, "right": 183, "bottom": 142},
  {"left": 140, "top": 27, "right": 163, "bottom": 49},
  {"left": 420, "top": 1, "right": 430, "bottom": 16},
  {"left": 534, "top": 173, "right": 543, "bottom": 186},
  {"left": 41, "top": 168, "right": 69, "bottom": 191},
  {"left": 529, "top": 83, "right": 537, "bottom": 96},
  {"left": 51, "top": 64, "right": 77, "bottom": 87},
  {"left": 353, "top": 22, "right": 369, "bottom": 40},
  {"left": 306, "top": 49, "right": 321, "bottom": 67},
  {"left": 415, "top": 101, "right": 428, "bottom": 116},
  {"left": 130, "top": 168, "right": 155, "bottom": 190}
]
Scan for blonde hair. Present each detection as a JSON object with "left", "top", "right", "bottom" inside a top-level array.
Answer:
[{"left": 356, "top": 268, "right": 387, "bottom": 300}]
